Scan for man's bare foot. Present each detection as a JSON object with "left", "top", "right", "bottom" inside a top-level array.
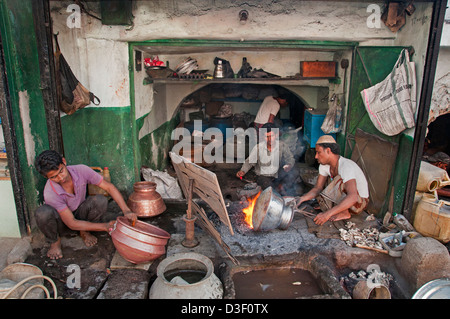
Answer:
[
  {"left": 80, "top": 231, "right": 98, "bottom": 247},
  {"left": 329, "top": 210, "right": 351, "bottom": 222},
  {"left": 47, "top": 238, "right": 63, "bottom": 260}
]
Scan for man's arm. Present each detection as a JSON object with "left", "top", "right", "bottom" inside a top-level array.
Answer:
[
  {"left": 268, "top": 113, "right": 276, "bottom": 123},
  {"left": 297, "top": 174, "right": 327, "bottom": 205},
  {"left": 98, "top": 179, "right": 137, "bottom": 223},
  {"left": 237, "top": 144, "right": 258, "bottom": 177},
  {"left": 281, "top": 143, "right": 295, "bottom": 172},
  {"left": 58, "top": 207, "right": 113, "bottom": 232}
]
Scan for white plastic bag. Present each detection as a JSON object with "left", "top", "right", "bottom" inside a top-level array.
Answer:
[
  {"left": 321, "top": 95, "right": 343, "bottom": 134},
  {"left": 141, "top": 168, "right": 183, "bottom": 199},
  {"left": 360, "top": 49, "right": 417, "bottom": 136}
]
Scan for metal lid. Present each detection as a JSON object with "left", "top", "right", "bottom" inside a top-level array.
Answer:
[{"left": 412, "top": 278, "right": 450, "bottom": 299}]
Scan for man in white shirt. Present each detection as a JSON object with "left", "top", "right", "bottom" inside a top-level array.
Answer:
[
  {"left": 296, "top": 135, "right": 369, "bottom": 225},
  {"left": 253, "top": 95, "right": 287, "bottom": 129},
  {"left": 236, "top": 123, "right": 295, "bottom": 191}
]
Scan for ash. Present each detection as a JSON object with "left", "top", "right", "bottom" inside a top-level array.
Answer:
[{"left": 205, "top": 200, "right": 321, "bottom": 257}]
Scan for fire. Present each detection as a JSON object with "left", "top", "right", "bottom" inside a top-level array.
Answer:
[{"left": 242, "top": 191, "right": 261, "bottom": 229}]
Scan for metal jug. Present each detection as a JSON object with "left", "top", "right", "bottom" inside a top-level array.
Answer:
[{"left": 213, "top": 60, "right": 225, "bottom": 78}]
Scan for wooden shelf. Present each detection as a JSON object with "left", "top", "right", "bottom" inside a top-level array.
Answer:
[{"left": 145, "top": 77, "right": 337, "bottom": 87}]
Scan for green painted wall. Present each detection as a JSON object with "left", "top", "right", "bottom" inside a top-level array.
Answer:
[
  {"left": 61, "top": 107, "right": 136, "bottom": 194},
  {"left": 137, "top": 112, "right": 180, "bottom": 171},
  {"left": 0, "top": 0, "right": 50, "bottom": 230},
  {"left": 344, "top": 46, "right": 414, "bottom": 217}
]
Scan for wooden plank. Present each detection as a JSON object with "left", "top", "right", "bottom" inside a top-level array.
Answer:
[
  {"left": 169, "top": 152, "right": 234, "bottom": 235},
  {"left": 191, "top": 202, "right": 239, "bottom": 265}
]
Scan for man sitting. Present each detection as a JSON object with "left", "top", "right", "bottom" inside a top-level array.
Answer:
[
  {"left": 297, "top": 135, "right": 369, "bottom": 225},
  {"left": 34, "top": 150, "right": 137, "bottom": 259},
  {"left": 236, "top": 123, "right": 295, "bottom": 192}
]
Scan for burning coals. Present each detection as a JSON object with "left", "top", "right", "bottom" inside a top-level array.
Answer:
[{"left": 339, "top": 221, "right": 383, "bottom": 250}]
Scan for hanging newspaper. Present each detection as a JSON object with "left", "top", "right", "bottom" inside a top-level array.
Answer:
[{"left": 361, "top": 49, "right": 416, "bottom": 136}]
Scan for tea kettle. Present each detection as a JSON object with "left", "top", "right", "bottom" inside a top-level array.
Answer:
[{"left": 213, "top": 60, "right": 225, "bottom": 78}]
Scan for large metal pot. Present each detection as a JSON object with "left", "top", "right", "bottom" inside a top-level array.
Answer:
[
  {"left": 110, "top": 216, "right": 170, "bottom": 264},
  {"left": 127, "top": 181, "right": 166, "bottom": 218},
  {"left": 252, "top": 187, "right": 295, "bottom": 231}
]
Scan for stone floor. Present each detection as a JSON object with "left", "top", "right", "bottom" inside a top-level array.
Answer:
[{"left": 0, "top": 164, "right": 449, "bottom": 300}]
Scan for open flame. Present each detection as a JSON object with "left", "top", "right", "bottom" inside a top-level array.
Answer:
[{"left": 242, "top": 191, "right": 261, "bottom": 229}]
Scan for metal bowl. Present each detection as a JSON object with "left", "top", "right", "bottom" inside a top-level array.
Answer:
[{"left": 412, "top": 278, "right": 450, "bottom": 299}]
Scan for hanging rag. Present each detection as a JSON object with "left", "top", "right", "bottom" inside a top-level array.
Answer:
[{"left": 54, "top": 34, "right": 100, "bottom": 115}]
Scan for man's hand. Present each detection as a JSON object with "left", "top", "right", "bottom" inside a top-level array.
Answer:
[
  {"left": 236, "top": 171, "right": 245, "bottom": 178},
  {"left": 313, "top": 211, "right": 332, "bottom": 226},
  {"left": 283, "top": 164, "right": 292, "bottom": 172},
  {"left": 124, "top": 211, "right": 138, "bottom": 226}
]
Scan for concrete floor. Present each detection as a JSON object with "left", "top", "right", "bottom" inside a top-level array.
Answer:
[
  {"left": 0, "top": 164, "right": 449, "bottom": 299},
  {"left": 0, "top": 198, "right": 418, "bottom": 299}
]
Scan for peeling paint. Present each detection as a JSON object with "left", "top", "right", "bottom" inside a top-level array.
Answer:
[{"left": 18, "top": 90, "right": 35, "bottom": 167}]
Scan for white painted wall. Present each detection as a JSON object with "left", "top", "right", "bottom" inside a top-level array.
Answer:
[
  {"left": 50, "top": 0, "right": 435, "bottom": 137},
  {"left": 0, "top": 180, "right": 20, "bottom": 238}
]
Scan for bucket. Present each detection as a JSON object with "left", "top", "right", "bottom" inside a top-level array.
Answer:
[
  {"left": 0, "top": 263, "right": 45, "bottom": 299},
  {"left": 416, "top": 161, "right": 450, "bottom": 192},
  {"left": 352, "top": 280, "right": 391, "bottom": 299},
  {"left": 413, "top": 192, "right": 450, "bottom": 243}
]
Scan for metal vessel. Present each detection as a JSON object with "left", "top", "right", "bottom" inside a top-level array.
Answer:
[
  {"left": 109, "top": 216, "right": 170, "bottom": 264},
  {"left": 127, "top": 181, "right": 166, "bottom": 217},
  {"left": 252, "top": 187, "right": 295, "bottom": 231}
]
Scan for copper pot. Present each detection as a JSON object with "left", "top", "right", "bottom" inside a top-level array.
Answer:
[
  {"left": 110, "top": 216, "right": 170, "bottom": 264},
  {"left": 127, "top": 181, "right": 166, "bottom": 217}
]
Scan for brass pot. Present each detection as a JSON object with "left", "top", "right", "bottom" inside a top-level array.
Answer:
[{"left": 127, "top": 181, "right": 166, "bottom": 217}]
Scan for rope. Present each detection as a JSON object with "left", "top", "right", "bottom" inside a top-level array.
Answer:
[{"left": 1, "top": 275, "right": 58, "bottom": 299}]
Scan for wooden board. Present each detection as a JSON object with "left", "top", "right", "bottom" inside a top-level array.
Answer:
[
  {"left": 169, "top": 152, "right": 234, "bottom": 235},
  {"left": 350, "top": 129, "right": 399, "bottom": 216},
  {"left": 191, "top": 200, "right": 239, "bottom": 265},
  {"left": 300, "top": 61, "right": 337, "bottom": 78}
]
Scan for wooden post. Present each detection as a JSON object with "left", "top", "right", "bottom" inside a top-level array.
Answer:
[{"left": 182, "top": 178, "right": 199, "bottom": 247}]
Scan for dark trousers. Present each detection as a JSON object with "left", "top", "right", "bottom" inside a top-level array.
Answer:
[{"left": 35, "top": 195, "right": 108, "bottom": 243}]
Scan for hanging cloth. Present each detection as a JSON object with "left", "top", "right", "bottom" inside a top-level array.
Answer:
[{"left": 54, "top": 34, "right": 100, "bottom": 115}]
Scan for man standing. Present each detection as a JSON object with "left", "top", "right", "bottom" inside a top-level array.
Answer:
[
  {"left": 253, "top": 95, "right": 287, "bottom": 129},
  {"left": 236, "top": 123, "right": 295, "bottom": 191},
  {"left": 296, "top": 135, "right": 369, "bottom": 225},
  {"left": 34, "top": 150, "right": 137, "bottom": 260}
]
